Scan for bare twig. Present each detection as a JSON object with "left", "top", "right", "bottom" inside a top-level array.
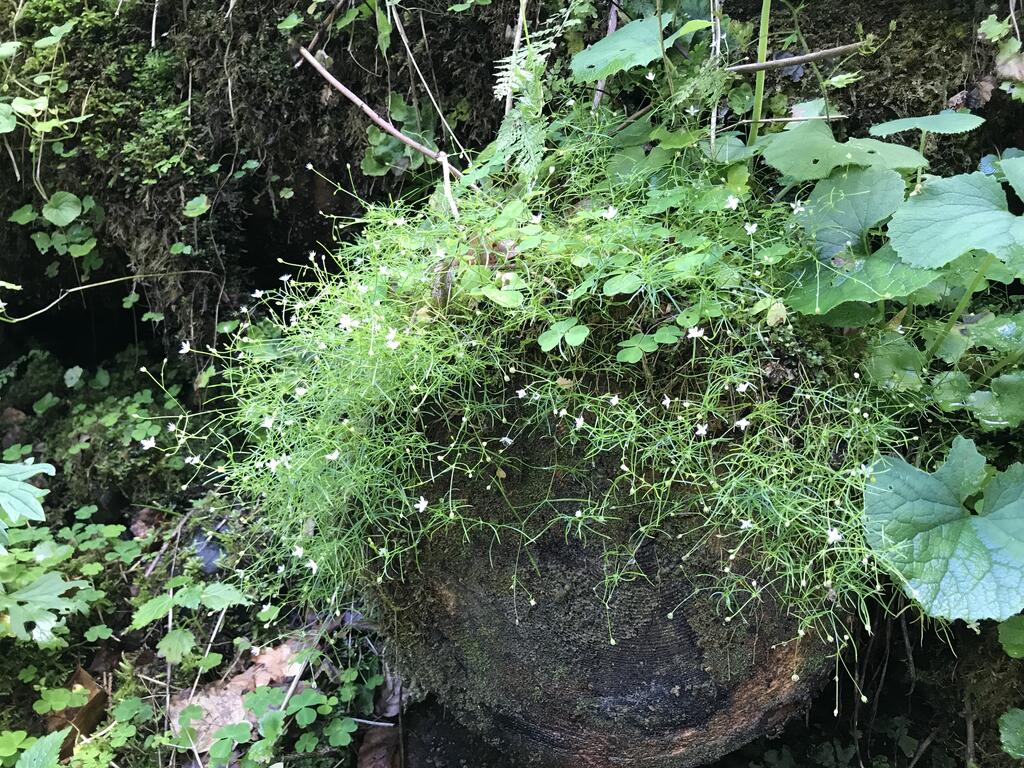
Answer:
[
  {"left": 907, "top": 728, "right": 940, "bottom": 768},
  {"left": 297, "top": 47, "right": 462, "bottom": 178},
  {"left": 150, "top": 0, "right": 159, "bottom": 47},
  {"left": 295, "top": 0, "right": 349, "bottom": 65},
  {"left": 613, "top": 103, "right": 653, "bottom": 133},
  {"left": 726, "top": 42, "right": 861, "bottom": 73},
  {"left": 964, "top": 691, "right": 975, "bottom": 768},
  {"left": 728, "top": 113, "right": 846, "bottom": 127},
  {"left": 1012, "top": 0, "right": 1021, "bottom": 41},
  {"left": 3, "top": 137, "right": 19, "bottom": 182},
  {"left": 709, "top": 0, "right": 722, "bottom": 150},
  {"left": 439, "top": 152, "right": 459, "bottom": 220},
  {"left": 592, "top": 1, "right": 617, "bottom": 109}
]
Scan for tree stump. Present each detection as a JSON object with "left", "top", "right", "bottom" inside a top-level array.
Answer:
[{"left": 386, "top": 456, "right": 831, "bottom": 767}]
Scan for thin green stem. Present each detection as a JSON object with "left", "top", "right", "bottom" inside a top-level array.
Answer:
[
  {"left": 922, "top": 252, "right": 996, "bottom": 365},
  {"left": 975, "top": 349, "right": 1024, "bottom": 388},
  {"left": 916, "top": 129, "right": 928, "bottom": 187},
  {"left": 748, "top": 0, "right": 772, "bottom": 146},
  {"left": 656, "top": 0, "right": 675, "bottom": 98}
]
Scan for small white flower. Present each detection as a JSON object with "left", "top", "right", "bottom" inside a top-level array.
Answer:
[
  {"left": 686, "top": 104, "right": 699, "bottom": 116},
  {"left": 645, "top": 70, "right": 656, "bottom": 81},
  {"left": 602, "top": 205, "right": 618, "bottom": 220},
  {"left": 499, "top": 436, "right": 514, "bottom": 446},
  {"left": 687, "top": 327, "right": 705, "bottom": 340},
  {"left": 734, "top": 418, "right": 751, "bottom": 431},
  {"left": 827, "top": 527, "right": 844, "bottom": 545},
  {"left": 293, "top": 545, "right": 304, "bottom": 557},
  {"left": 385, "top": 328, "right": 400, "bottom": 350},
  {"left": 185, "top": 455, "right": 201, "bottom": 465},
  {"left": 725, "top": 195, "right": 740, "bottom": 210},
  {"left": 695, "top": 423, "right": 708, "bottom": 437},
  {"left": 736, "top": 381, "right": 752, "bottom": 393},
  {"left": 790, "top": 200, "right": 806, "bottom": 214},
  {"left": 261, "top": 415, "right": 275, "bottom": 429},
  {"left": 338, "top": 314, "right": 359, "bottom": 332},
  {"left": 744, "top": 222, "right": 758, "bottom": 236},
  {"left": 393, "top": 217, "right": 406, "bottom": 226},
  {"left": 325, "top": 450, "right": 340, "bottom": 461},
  {"left": 167, "top": 423, "right": 177, "bottom": 432},
  {"left": 305, "top": 559, "right": 318, "bottom": 574},
  {"left": 415, "top": 496, "right": 429, "bottom": 513},
  {"left": 295, "top": 386, "right": 308, "bottom": 397},
  {"left": 608, "top": 394, "right": 620, "bottom": 406},
  {"left": 531, "top": 213, "right": 542, "bottom": 224},
  {"left": 357, "top": 283, "right": 369, "bottom": 295},
  {"left": 179, "top": 340, "right": 191, "bottom": 354},
  {"left": 516, "top": 389, "right": 527, "bottom": 399},
  {"left": 574, "top": 415, "right": 585, "bottom": 429},
  {"left": 305, "top": 162, "right": 313, "bottom": 170},
  {"left": 740, "top": 519, "right": 754, "bottom": 530},
  {"left": 662, "top": 394, "right": 672, "bottom": 409},
  {"left": 140, "top": 437, "right": 156, "bottom": 450},
  {"left": 280, "top": 273, "right": 292, "bottom": 283}
]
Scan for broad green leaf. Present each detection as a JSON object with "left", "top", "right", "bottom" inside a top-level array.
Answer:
[
  {"left": 787, "top": 245, "right": 939, "bottom": 315},
  {"left": 0, "top": 462, "right": 55, "bottom": 535},
  {"left": 130, "top": 593, "right": 174, "bottom": 630},
  {"left": 11, "top": 96, "right": 46, "bottom": 116},
  {"left": 869, "top": 111, "right": 985, "bottom": 137},
  {"left": 864, "top": 437, "right": 1024, "bottom": 621},
  {"left": 563, "top": 324, "right": 589, "bottom": 346},
  {"left": 276, "top": 12, "right": 301, "bottom": 30},
  {"left": 157, "top": 628, "right": 196, "bottom": 664},
  {"left": 7, "top": 204, "right": 36, "bottom": 225},
  {"left": 41, "top": 191, "right": 82, "bottom": 227},
  {"left": 479, "top": 285, "right": 523, "bottom": 308},
  {"left": 966, "top": 372, "right": 1024, "bottom": 429},
  {"left": 1000, "top": 155, "right": 1024, "bottom": 200},
  {"left": 200, "top": 583, "right": 249, "bottom": 611},
  {"left": 762, "top": 120, "right": 927, "bottom": 181},
  {"left": 0, "top": 103, "right": 15, "bottom": 134},
  {"left": 0, "top": 41, "right": 22, "bottom": 59},
  {"left": 571, "top": 15, "right": 683, "bottom": 83},
  {"left": 15, "top": 728, "right": 69, "bottom": 768},
  {"left": 998, "top": 615, "right": 1024, "bottom": 658},
  {"left": 799, "top": 167, "right": 906, "bottom": 257},
  {"left": 3, "top": 572, "right": 87, "bottom": 642},
  {"left": 603, "top": 272, "right": 643, "bottom": 296},
  {"left": 888, "top": 173, "right": 1024, "bottom": 268},
  {"left": 864, "top": 333, "right": 923, "bottom": 391},
  {"left": 183, "top": 194, "right": 210, "bottom": 218},
  {"left": 1001, "top": 709, "right": 1024, "bottom": 759}
]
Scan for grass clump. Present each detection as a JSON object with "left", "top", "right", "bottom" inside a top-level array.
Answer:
[{"left": 203, "top": 100, "right": 907, "bottom": 644}]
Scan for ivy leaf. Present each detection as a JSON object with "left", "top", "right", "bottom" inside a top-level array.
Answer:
[
  {"left": 182, "top": 194, "right": 211, "bottom": 218},
  {"left": 787, "top": 245, "right": 939, "bottom": 316},
  {"left": 41, "top": 191, "right": 82, "bottom": 227},
  {"left": 762, "top": 120, "right": 927, "bottom": 182},
  {"left": 570, "top": 16, "right": 696, "bottom": 83},
  {"left": 887, "top": 173, "right": 1024, "bottom": 268},
  {"left": 998, "top": 615, "right": 1024, "bottom": 658},
  {"left": 799, "top": 167, "right": 906, "bottom": 258},
  {"left": 14, "top": 728, "right": 69, "bottom": 768},
  {"left": 1000, "top": 709, "right": 1024, "bottom": 759},
  {"left": 864, "top": 437, "right": 1024, "bottom": 621},
  {"left": 869, "top": 111, "right": 985, "bottom": 137},
  {"left": 157, "top": 628, "right": 196, "bottom": 664}
]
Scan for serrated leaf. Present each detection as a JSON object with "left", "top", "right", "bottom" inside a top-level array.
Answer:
[
  {"left": 888, "top": 172, "right": 1024, "bottom": 268},
  {"left": 157, "top": 628, "right": 196, "bottom": 664},
  {"left": 0, "top": 462, "right": 55, "bottom": 540},
  {"left": 14, "top": 728, "right": 69, "bottom": 768},
  {"left": 571, "top": 15, "right": 683, "bottom": 83},
  {"left": 1000, "top": 709, "right": 1024, "bottom": 759},
  {"left": 3, "top": 572, "right": 87, "bottom": 642},
  {"left": 130, "top": 593, "right": 173, "bottom": 630},
  {"left": 865, "top": 437, "right": 1024, "bottom": 621},
  {"left": 869, "top": 111, "right": 985, "bottom": 137},
  {"left": 787, "top": 245, "right": 939, "bottom": 315},
  {"left": 41, "top": 191, "right": 82, "bottom": 227},
  {"left": 200, "top": 583, "right": 249, "bottom": 611},
  {"left": 799, "top": 167, "right": 906, "bottom": 258},
  {"left": 966, "top": 372, "right": 1024, "bottom": 429},
  {"left": 762, "top": 120, "right": 927, "bottom": 182},
  {"left": 998, "top": 615, "right": 1024, "bottom": 658}
]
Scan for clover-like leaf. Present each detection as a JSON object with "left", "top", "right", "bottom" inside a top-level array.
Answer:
[
  {"left": 538, "top": 319, "right": 589, "bottom": 352},
  {"left": 799, "top": 167, "right": 906, "bottom": 258},
  {"left": 864, "top": 437, "right": 1024, "bottom": 621},
  {"left": 869, "top": 111, "right": 985, "bottom": 137},
  {"left": 787, "top": 245, "right": 939, "bottom": 316},
  {"left": 887, "top": 172, "right": 1024, "bottom": 268}
]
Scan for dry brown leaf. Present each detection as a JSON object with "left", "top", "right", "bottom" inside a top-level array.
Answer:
[
  {"left": 168, "top": 640, "right": 304, "bottom": 753},
  {"left": 997, "top": 55, "right": 1024, "bottom": 82}
]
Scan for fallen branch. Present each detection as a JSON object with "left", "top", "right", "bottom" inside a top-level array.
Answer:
[
  {"left": 297, "top": 47, "right": 462, "bottom": 179},
  {"left": 726, "top": 42, "right": 861, "bottom": 74}
]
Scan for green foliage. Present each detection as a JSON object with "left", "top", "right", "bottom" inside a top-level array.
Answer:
[
  {"left": 1000, "top": 709, "right": 1024, "bottom": 759},
  {"left": 868, "top": 111, "right": 985, "bottom": 137},
  {"left": 14, "top": 729, "right": 69, "bottom": 768},
  {"left": 0, "top": 462, "right": 55, "bottom": 545},
  {"left": 361, "top": 94, "right": 437, "bottom": 177},
  {"left": 570, "top": 15, "right": 709, "bottom": 83},
  {"left": 865, "top": 438, "right": 1024, "bottom": 621},
  {"left": 998, "top": 615, "right": 1024, "bottom": 658}
]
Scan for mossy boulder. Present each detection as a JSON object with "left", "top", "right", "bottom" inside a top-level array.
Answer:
[{"left": 387, "top": 449, "right": 831, "bottom": 767}]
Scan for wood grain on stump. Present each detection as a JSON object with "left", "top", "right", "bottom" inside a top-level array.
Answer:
[{"left": 386, "top": 454, "right": 831, "bottom": 767}]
